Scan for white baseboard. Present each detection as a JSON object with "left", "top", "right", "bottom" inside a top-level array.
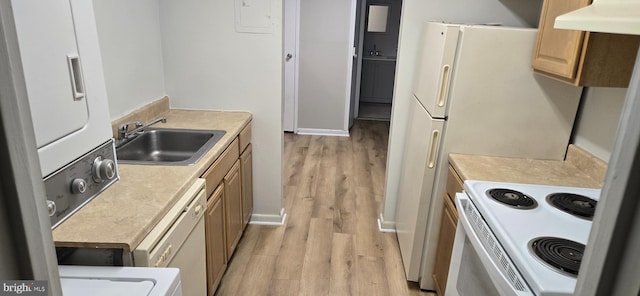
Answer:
[
  {"left": 377, "top": 213, "right": 396, "bottom": 233},
  {"left": 296, "top": 128, "right": 350, "bottom": 137},
  {"left": 249, "top": 208, "right": 287, "bottom": 226}
]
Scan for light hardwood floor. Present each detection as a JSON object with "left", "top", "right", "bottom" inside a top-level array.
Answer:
[{"left": 215, "top": 120, "right": 434, "bottom": 296}]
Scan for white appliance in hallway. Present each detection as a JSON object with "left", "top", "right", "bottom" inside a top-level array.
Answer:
[
  {"left": 393, "top": 22, "right": 583, "bottom": 289},
  {"left": 448, "top": 181, "right": 600, "bottom": 295}
]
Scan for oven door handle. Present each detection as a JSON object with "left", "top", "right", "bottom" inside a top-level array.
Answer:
[{"left": 455, "top": 193, "right": 533, "bottom": 296}]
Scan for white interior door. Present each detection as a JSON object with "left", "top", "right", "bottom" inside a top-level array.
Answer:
[{"left": 283, "top": 0, "right": 298, "bottom": 132}]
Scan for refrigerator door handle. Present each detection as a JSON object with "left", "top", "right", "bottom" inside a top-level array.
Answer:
[
  {"left": 427, "top": 129, "right": 441, "bottom": 168},
  {"left": 437, "top": 65, "right": 451, "bottom": 107}
]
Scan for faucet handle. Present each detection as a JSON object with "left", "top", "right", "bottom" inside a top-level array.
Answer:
[
  {"left": 118, "top": 121, "right": 143, "bottom": 139},
  {"left": 119, "top": 121, "right": 143, "bottom": 131}
]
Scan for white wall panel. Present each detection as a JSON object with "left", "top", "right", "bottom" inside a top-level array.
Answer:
[
  {"left": 93, "top": 0, "right": 166, "bottom": 119},
  {"left": 572, "top": 87, "right": 626, "bottom": 162},
  {"left": 159, "top": 0, "right": 283, "bottom": 219}
]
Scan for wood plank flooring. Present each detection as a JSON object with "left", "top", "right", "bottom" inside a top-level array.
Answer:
[{"left": 215, "top": 120, "right": 434, "bottom": 296}]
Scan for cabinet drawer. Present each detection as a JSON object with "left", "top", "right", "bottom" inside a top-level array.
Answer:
[
  {"left": 238, "top": 122, "right": 251, "bottom": 153},
  {"left": 202, "top": 138, "right": 240, "bottom": 198},
  {"left": 446, "top": 165, "right": 464, "bottom": 206}
]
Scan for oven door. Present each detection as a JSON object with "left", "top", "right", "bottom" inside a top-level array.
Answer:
[{"left": 445, "top": 193, "right": 532, "bottom": 296}]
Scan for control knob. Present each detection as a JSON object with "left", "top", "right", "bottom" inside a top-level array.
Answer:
[
  {"left": 92, "top": 156, "right": 116, "bottom": 182},
  {"left": 46, "top": 200, "right": 56, "bottom": 216},
  {"left": 71, "top": 178, "right": 87, "bottom": 194}
]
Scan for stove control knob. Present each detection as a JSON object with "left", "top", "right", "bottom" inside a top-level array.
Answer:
[
  {"left": 71, "top": 178, "right": 87, "bottom": 194},
  {"left": 93, "top": 157, "right": 116, "bottom": 182},
  {"left": 46, "top": 200, "right": 56, "bottom": 216}
]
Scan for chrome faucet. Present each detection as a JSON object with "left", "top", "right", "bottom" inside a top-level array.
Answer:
[{"left": 117, "top": 116, "right": 167, "bottom": 144}]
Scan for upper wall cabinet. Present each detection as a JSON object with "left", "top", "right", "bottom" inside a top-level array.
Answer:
[{"left": 532, "top": 0, "right": 640, "bottom": 87}]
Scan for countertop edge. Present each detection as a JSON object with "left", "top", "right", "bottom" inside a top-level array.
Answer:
[{"left": 52, "top": 110, "right": 252, "bottom": 252}]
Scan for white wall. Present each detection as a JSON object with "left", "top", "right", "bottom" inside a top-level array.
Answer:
[
  {"left": 92, "top": 0, "right": 166, "bottom": 119},
  {"left": 297, "top": 0, "right": 353, "bottom": 132},
  {"left": 382, "top": 0, "right": 541, "bottom": 222},
  {"left": 572, "top": 87, "right": 626, "bottom": 162},
  {"left": 159, "top": 0, "right": 284, "bottom": 221}
]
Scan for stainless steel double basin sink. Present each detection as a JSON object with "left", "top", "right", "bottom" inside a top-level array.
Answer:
[{"left": 116, "top": 128, "right": 226, "bottom": 165}]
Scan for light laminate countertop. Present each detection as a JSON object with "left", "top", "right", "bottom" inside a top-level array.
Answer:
[
  {"left": 52, "top": 110, "right": 251, "bottom": 252},
  {"left": 449, "top": 145, "right": 606, "bottom": 188}
]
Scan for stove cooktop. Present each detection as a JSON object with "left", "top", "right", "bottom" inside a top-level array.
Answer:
[{"left": 463, "top": 180, "right": 601, "bottom": 296}]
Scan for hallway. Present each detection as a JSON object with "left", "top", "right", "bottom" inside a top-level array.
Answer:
[{"left": 215, "top": 120, "right": 432, "bottom": 295}]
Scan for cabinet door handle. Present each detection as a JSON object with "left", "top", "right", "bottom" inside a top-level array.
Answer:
[
  {"left": 67, "top": 54, "right": 85, "bottom": 101},
  {"left": 427, "top": 130, "right": 441, "bottom": 169},
  {"left": 437, "top": 65, "right": 450, "bottom": 107}
]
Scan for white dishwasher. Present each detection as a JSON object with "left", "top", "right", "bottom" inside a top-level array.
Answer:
[{"left": 134, "top": 179, "right": 207, "bottom": 296}]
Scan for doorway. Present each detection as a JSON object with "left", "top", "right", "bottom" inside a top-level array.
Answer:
[
  {"left": 354, "top": 0, "right": 402, "bottom": 121},
  {"left": 284, "top": 0, "right": 399, "bottom": 133}
]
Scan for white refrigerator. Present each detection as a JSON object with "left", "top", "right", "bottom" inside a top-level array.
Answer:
[{"left": 393, "top": 22, "right": 584, "bottom": 290}]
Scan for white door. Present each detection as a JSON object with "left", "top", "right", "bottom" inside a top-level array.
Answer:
[
  {"left": 283, "top": 0, "right": 298, "bottom": 132},
  {"left": 395, "top": 96, "right": 444, "bottom": 280},
  {"left": 412, "top": 23, "right": 459, "bottom": 118},
  {"left": 12, "top": 0, "right": 89, "bottom": 148}
]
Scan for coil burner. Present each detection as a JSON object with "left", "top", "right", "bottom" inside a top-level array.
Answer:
[
  {"left": 530, "top": 237, "right": 584, "bottom": 277},
  {"left": 487, "top": 188, "right": 538, "bottom": 209},
  {"left": 547, "top": 193, "right": 597, "bottom": 220}
]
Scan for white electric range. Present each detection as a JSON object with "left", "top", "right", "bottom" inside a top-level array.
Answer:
[{"left": 446, "top": 180, "right": 601, "bottom": 296}]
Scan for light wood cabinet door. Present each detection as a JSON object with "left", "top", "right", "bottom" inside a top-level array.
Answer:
[
  {"left": 532, "top": 0, "right": 588, "bottom": 80},
  {"left": 432, "top": 193, "right": 459, "bottom": 296},
  {"left": 240, "top": 144, "right": 253, "bottom": 229},
  {"left": 205, "top": 185, "right": 226, "bottom": 295},
  {"left": 224, "top": 161, "right": 243, "bottom": 259},
  {"left": 532, "top": 0, "right": 640, "bottom": 87}
]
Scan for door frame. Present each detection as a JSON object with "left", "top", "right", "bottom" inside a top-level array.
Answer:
[
  {"left": 574, "top": 50, "right": 640, "bottom": 295},
  {"left": 344, "top": 0, "right": 360, "bottom": 130},
  {"left": 0, "top": 2, "right": 62, "bottom": 293},
  {"left": 351, "top": 0, "right": 367, "bottom": 120},
  {"left": 283, "top": 0, "right": 299, "bottom": 133}
]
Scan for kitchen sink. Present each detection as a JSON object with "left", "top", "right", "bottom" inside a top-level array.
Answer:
[{"left": 116, "top": 128, "right": 226, "bottom": 165}]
